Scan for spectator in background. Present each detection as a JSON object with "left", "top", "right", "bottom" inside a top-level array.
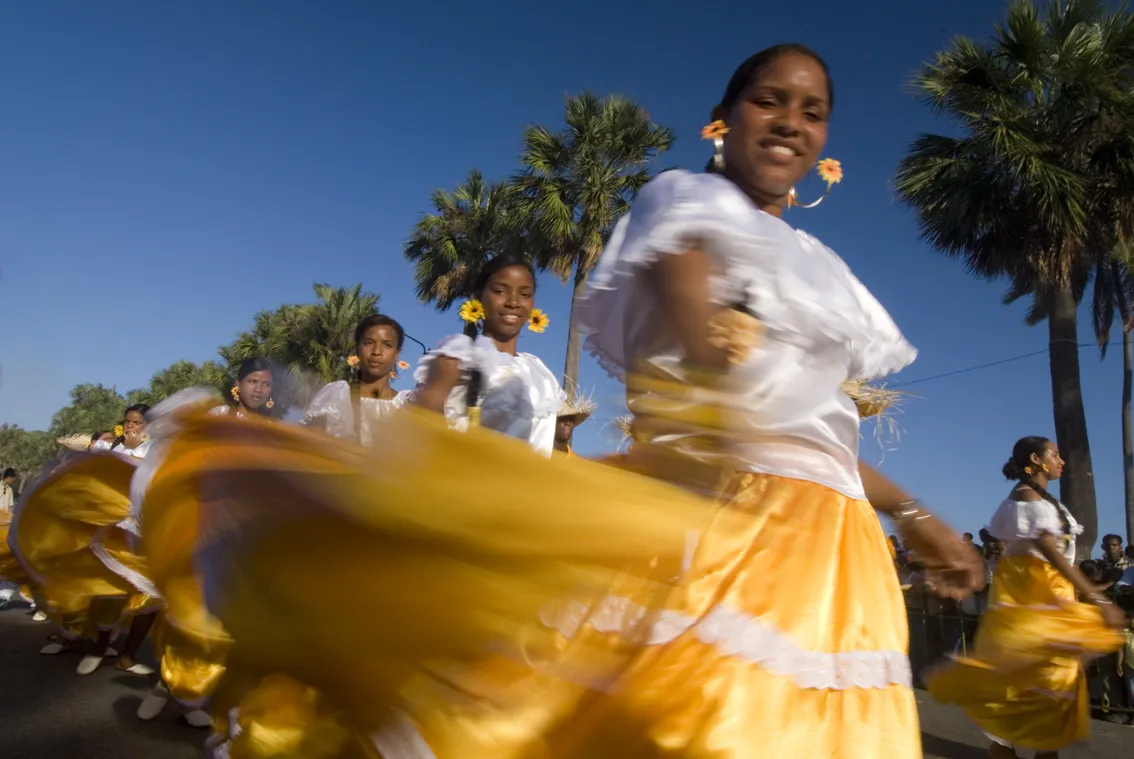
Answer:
[
  {"left": 1101, "top": 534, "right": 1131, "bottom": 576},
  {"left": 0, "top": 468, "right": 16, "bottom": 512}
]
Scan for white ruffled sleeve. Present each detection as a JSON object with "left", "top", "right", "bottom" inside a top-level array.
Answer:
[
  {"left": 578, "top": 170, "right": 916, "bottom": 382},
  {"left": 987, "top": 499, "right": 1064, "bottom": 543},
  {"left": 302, "top": 381, "right": 352, "bottom": 435},
  {"left": 412, "top": 334, "right": 476, "bottom": 384}
]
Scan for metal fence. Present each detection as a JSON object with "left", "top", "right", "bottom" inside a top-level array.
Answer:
[{"left": 904, "top": 589, "right": 1133, "bottom": 718}]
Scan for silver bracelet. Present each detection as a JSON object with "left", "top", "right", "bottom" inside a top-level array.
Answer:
[{"left": 892, "top": 499, "right": 932, "bottom": 526}]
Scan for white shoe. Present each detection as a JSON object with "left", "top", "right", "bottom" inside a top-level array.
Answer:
[
  {"left": 32, "top": 611, "right": 47, "bottom": 622},
  {"left": 117, "top": 662, "right": 155, "bottom": 676},
  {"left": 137, "top": 684, "right": 170, "bottom": 720},
  {"left": 39, "top": 642, "right": 67, "bottom": 655},
  {"left": 185, "top": 709, "right": 212, "bottom": 728},
  {"left": 77, "top": 654, "right": 103, "bottom": 675}
]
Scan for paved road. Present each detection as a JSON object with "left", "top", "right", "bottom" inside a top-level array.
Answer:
[{"left": 2, "top": 606, "right": 1130, "bottom": 757}]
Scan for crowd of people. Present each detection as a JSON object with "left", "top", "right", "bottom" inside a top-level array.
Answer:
[{"left": 0, "top": 42, "right": 1127, "bottom": 759}]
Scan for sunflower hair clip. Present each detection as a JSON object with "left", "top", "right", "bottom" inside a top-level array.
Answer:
[
  {"left": 113, "top": 424, "right": 125, "bottom": 438},
  {"left": 459, "top": 299, "right": 485, "bottom": 324},
  {"left": 788, "top": 158, "right": 842, "bottom": 209},
  {"left": 528, "top": 308, "right": 549, "bottom": 333}
]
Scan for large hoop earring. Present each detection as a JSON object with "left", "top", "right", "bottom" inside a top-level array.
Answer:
[
  {"left": 787, "top": 185, "right": 830, "bottom": 209},
  {"left": 712, "top": 136, "right": 725, "bottom": 171}
]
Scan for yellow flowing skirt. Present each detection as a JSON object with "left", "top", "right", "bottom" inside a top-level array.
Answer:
[
  {"left": 928, "top": 554, "right": 1123, "bottom": 753},
  {"left": 13, "top": 454, "right": 158, "bottom": 634},
  {"left": 141, "top": 406, "right": 715, "bottom": 756},
  {"left": 146, "top": 407, "right": 916, "bottom": 759},
  {"left": 402, "top": 472, "right": 917, "bottom": 759},
  {"left": 141, "top": 442, "right": 232, "bottom": 707},
  {"left": 0, "top": 510, "right": 30, "bottom": 586}
]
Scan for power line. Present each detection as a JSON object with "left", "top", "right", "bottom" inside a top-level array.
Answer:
[{"left": 891, "top": 343, "right": 1096, "bottom": 389}]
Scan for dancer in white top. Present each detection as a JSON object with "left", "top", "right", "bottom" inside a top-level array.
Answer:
[
  {"left": 303, "top": 314, "right": 411, "bottom": 445},
  {"left": 413, "top": 253, "right": 563, "bottom": 457}
]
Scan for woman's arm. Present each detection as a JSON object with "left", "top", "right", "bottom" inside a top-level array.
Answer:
[
  {"left": 652, "top": 247, "right": 731, "bottom": 373},
  {"left": 858, "top": 461, "right": 915, "bottom": 515},
  {"left": 411, "top": 356, "right": 461, "bottom": 414}
]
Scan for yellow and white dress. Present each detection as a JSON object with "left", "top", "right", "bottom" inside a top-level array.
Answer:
[
  {"left": 12, "top": 438, "right": 158, "bottom": 642},
  {"left": 414, "top": 333, "right": 565, "bottom": 457},
  {"left": 928, "top": 497, "right": 1122, "bottom": 756},
  {"left": 509, "top": 168, "right": 921, "bottom": 759},
  {"left": 302, "top": 381, "right": 412, "bottom": 446}
]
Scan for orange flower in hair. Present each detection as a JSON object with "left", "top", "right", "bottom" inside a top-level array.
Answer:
[{"left": 701, "top": 120, "right": 729, "bottom": 140}]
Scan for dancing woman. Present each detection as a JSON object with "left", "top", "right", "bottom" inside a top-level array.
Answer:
[
  {"left": 303, "top": 314, "right": 411, "bottom": 445},
  {"left": 929, "top": 436, "right": 1124, "bottom": 758},
  {"left": 413, "top": 252, "right": 563, "bottom": 455}
]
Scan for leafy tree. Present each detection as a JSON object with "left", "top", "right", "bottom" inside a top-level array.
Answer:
[
  {"left": 515, "top": 93, "right": 674, "bottom": 398},
  {"left": 404, "top": 170, "right": 529, "bottom": 311},
  {"left": 127, "top": 360, "right": 229, "bottom": 407},
  {"left": 0, "top": 424, "right": 57, "bottom": 489},
  {"left": 220, "top": 283, "right": 381, "bottom": 408},
  {"left": 49, "top": 384, "right": 126, "bottom": 439},
  {"left": 894, "top": 0, "right": 1134, "bottom": 553}
]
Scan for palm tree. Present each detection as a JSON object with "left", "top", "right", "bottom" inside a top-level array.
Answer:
[
  {"left": 404, "top": 170, "right": 528, "bottom": 312},
  {"left": 127, "top": 360, "right": 229, "bottom": 406},
  {"left": 894, "top": 0, "right": 1134, "bottom": 554},
  {"left": 515, "top": 93, "right": 674, "bottom": 398},
  {"left": 221, "top": 284, "right": 380, "bottom": 408}
]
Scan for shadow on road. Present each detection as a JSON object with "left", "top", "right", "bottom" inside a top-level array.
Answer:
[{"left": 922, "top": 731, "right": 989, "bottom": 759}]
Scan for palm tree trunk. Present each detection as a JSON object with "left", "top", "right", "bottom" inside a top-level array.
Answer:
[
  {"left": 561, "top": 262, "right": 589, "bottom": 404},
  {"left": 1048, "top": 283, "right": 1097, "bottom": 558},
  {"left": 1123, "top": 326, "right": 1134, "bottom": 545}
]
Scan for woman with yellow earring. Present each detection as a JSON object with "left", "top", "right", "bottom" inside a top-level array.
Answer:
[{"left": 929, "top": 436, "right": 1124, "bottom": 758}]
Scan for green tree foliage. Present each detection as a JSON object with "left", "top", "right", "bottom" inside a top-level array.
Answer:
[
  {"left": 0, "top": 424, "right": 57, "bottom": 487},
  {"left": 403, "top": 170, "right": 528, "bottom": 312},
  {"left": 516, "top": 93, "right": 674, "bottom": 397},
  {"left": 894, "top": 0, "right": 1134, "bottom": 552},
  {"left": 49, "top": 384, "right": 126, "bottom": 439}
]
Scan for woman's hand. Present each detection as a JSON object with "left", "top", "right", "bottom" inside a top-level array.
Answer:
[
  {"left": 1094, "top": 598, "right": 1127, "bottom": 629},
  {"left": 124, "top": 428, "right": 144, "bottom": 449},
  {"left": 899, "top": 513, "right": 986, "bottom": 599}
]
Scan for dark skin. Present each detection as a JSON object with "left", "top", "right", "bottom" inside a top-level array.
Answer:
[
  {"left": 236, "top": 370, "right": 273, "bottom": 412},
  {"left": 653, "top": 51, "right": 982, "bottom": 600},
  {"left": 357, "top": 324, "right": 402, "bottom": 401},
  {"left": 121, "top": 410, "right": 147, "bottom": 450},
  {"left": 415, "top": 265, "right": 535, "bottom": 414},
  {"left": 554, "top": 415, "right": 578, "bottom": 452}
]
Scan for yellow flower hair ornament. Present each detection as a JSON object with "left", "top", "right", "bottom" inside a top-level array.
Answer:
[
  {"left": 459, "top": 299, "right": 485, "bottom": 324},
  {"left": 788, "top": 158, "right": 842, "bottom": 209},
  {"left": 265, "top": 399, "right": 275, "bottom": 409},
  {"left": 528, "top": 308, "right": 549, "bottom": 333},
  {"left": 346, "top": 355, "right": 359, "bottom": 368},
  {"left": 113, "top": 424, "right": 125, "bottom": 438},
  {"left": 230, "top": 385, "right": 240, "bottom": 402}
]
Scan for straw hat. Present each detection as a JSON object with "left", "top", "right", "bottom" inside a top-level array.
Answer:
[
  {"left": 557, "top": 385, "right": 597, "bottom": 425},
  {"left": 56, "top": 433, "right": 94, "bottom": 452}
]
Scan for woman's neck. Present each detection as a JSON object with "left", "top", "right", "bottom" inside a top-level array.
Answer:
[
  {"left": 482, "top": 329, "right": 520, "bottom": 356},
  {"left": 722, "top": 168, "right": 786, "bottom": 218},
  {"left": 358, "top": 373, "right": 395, "bottom": 400}
]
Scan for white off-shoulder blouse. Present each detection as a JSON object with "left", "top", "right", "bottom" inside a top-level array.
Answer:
[
  {"left": 987, "top": 497, "right": 1081, "bottom": 562},
  {"left": 302, "top": 381, "right": 411, "bottom": 447},
  {"left": 413, "top": 334, "right": 565, "bottom": 457},
  {"left": 578, "top": 170, "right": 917, "bottom": 500}
]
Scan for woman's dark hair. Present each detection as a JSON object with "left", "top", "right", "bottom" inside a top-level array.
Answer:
[
  {"left": 707, "top": 44, "right": 834, "bottom": 174},
  {"left": 354, "top": 314, "right": 405, "bottom": 351},
  {"left": 111, "top": 403, "right": 151, "bottom": 449},
  {"left": 462, "top": 253, "right": 537, "bottom": 415},
  {"left": 1003, "top": 436, "right": 1071, "bottom": 538},
  {"left": 718, "top": 43, "right": 834, "bottom": 114}
]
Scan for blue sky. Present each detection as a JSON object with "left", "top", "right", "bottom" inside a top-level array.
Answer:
[{"left": 1, "top": 1, "right": 1129, "bottom": 544}]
